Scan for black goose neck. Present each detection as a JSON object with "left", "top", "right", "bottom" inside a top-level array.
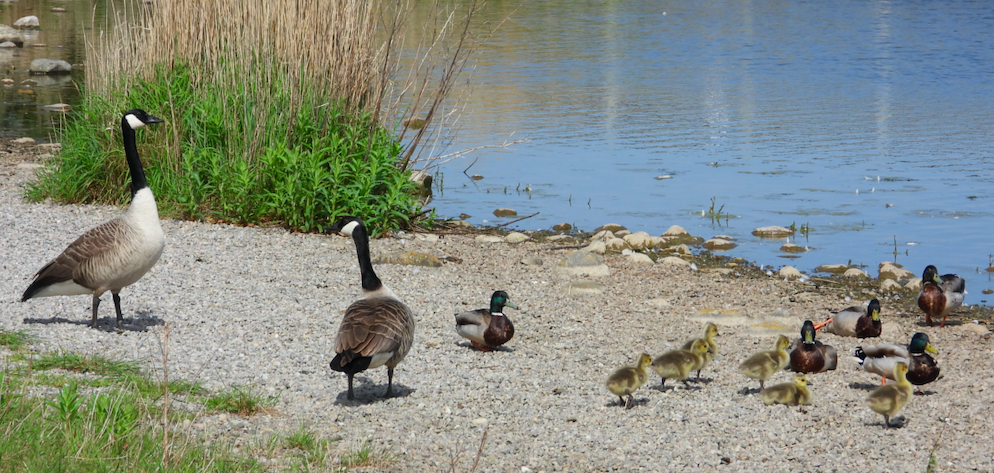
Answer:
[
  {"left": 122, "top": 118, "right": 148, "bottom": 198},
  {"left": 351, "top": 223, "right": 382, "bottom": 291}
]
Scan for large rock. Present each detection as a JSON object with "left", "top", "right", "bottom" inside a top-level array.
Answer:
[
  {"left": 372, "top": 251, "right": 442, "bottom": 267},
  {"left": 659, "top": 256, "right": 691, "bottom": 268},
  {"left": 595, "top": 223, "right": 627, "bottom": 233},
  {"left": 0, "top": 25, "right": 24, "bottom": 47},
  {"left": 557, "top": 250, "right": 610, "bottom": 277},
  {"left": 14, "top": 16, "right": 40, "bottom": 29},
  {"left": 752, "top": 226, "right": 794, "bottom": 237},
  {"left": 780, "top": 243, "right": 806, "bottom": 253},
  {"left": 703, "top": 238, "right": 737, "bottom": 251},
  {"left": 814, "top": 264, "right": 849, "bottom": 274},
  {"left": 662, "top": 225, "right": 689, "bottom": 237},
  {"left": 779, "top": 266, "right": 803, "bottom": 280},
  {"left": 623, "top": 231, "right": 653, "bottom": 250},
  {"left": 878, "top": 262, "right": 914, "bottom": 280},
  {"left": 0, "top": 41, "right": 16, "bottom": 49},
  {"left": 626, "top": 252, "right": 654, "bottom": 264},
  {"left": 604, "top": 238, "right": 628, "bottom": 251},
  {"left": 504, "top": 232, "right": 530, "bottom": 243},
  {"left": 29, "top": 59, "right": 72, "bottom": 74},
  {"left": 493, "top": 208, "right": 517, "bottom": 217},
  {"left": 879, "top": 279, "right": 902, "bottom": 292},
  {"left": 582, "top": 240, "right": 606, "bottom": 254},
  {"left": 843, "top": 268, "right": 868, "bottom": 278}
]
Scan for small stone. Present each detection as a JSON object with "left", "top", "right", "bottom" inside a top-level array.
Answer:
[
  {"left": 843, "top": 268, "right": 868, "bottom": 278},
  {"left": 459, "top": 213, "right": 471, "bottom": 220},
  {"left": 905, "top": 278, "right": 923, "bottom": 291},
  {"left": 565, "top": 280, "right": 606, "bottom": 295},
  {"left": 520, "top": 257, "right": 543, "bottom": 266},
  {"left": 964, "top": 324, "right": 990, "bottom": 336},
  {"left": 659, "top": 256, "right": 691, "bottom": 268},
  {"left": 595, "top": 223, "right": 627, "bottom": 233},
  {"left": 449, "top": 220, "right": 475, "bottom": 229},
  {"left": 779, "top": 266, "right": 803, "bottom": 280},
  {"left": 627, "top": 253, "right": 654, "bottom": 264},
  {"left": 983, "top": 289, "right": 993, "bottom": 295},
  {"left": 582, "top": 241, "right": 606, "bottom": 254},
  {"left": 815, "top": 264, "right": 849, "bottom": 274},
  {"left": 13, "top": 137, "right": 36, "bottom": 145},
  {"left": 504, "top": 232, "right": 530, "bottom": 243},
  {"left": 662, "top": 225, "right": 689, "bottom": 237},
  {"left": 372, "top": 251, "right": 442, "bottom": 267},
  {"left": 704, "top": 238, "right": 738, "bottom": 251},
  {"left": 472, "top": 417, "right": 488, "bottom": 425},
  {"left": 51, "top": 7, "right": 67, "bottom": 13},
  {"left": 752, "top": 226, "right": 794, "bottom": 237},
  {"left": 0, "top": 42, "right": 15, "bottom": 49},
  {"left": 475, "top": 235, "right": 503, "bottom": 243},
  {"left": 780, "top": 243, "right": 806, "bottom": 253},
  {"left": 493, "top": 208, "right": 517, "bottom": 217},
  {"left": 552, "top": 223, "right": 572, "bottom": 233},
  {"left": 879, "top": 279, "right": 902, "bottom": 292}
]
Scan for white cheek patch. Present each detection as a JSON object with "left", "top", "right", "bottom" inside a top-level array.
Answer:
[
  {"left": 125, "top": 114, "right": 146, "bottom": 129},
  {"left": 341, "top": 220, "right": 360, "bottom": 236}
]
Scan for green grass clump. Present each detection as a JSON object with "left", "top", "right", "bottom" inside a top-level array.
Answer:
[
  {"left": 27, "top": 62, "right": 420, "bottom": 236},
  {"left": 0, "top": 329, "right": 33, "bottom": 351},
  {"left": 204, "top": 385, "right": 277, "bottom": 416}
]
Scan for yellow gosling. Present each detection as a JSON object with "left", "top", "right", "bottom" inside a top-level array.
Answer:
[
  {"left": 867, "top": 362, "right": 913, "bottom": 428},
  {"left": 739, "top": 335, "right": 791, "bottom": 390},
  {"left": 761, "top": 374, "right": 812, "bottom": 407},
  {"left": 651, "top": 339, "right": 709, "bottom": 390},
  {"left": 606, "top": 353, "right": 653, "bottom": 409},
  {"left": 681, "top": 322, "right": 719, "bottom": 381}
]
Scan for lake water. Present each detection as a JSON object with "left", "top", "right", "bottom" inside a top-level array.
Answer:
[{"left": 4, "top": 0, "right": 994, "bottom": 300}]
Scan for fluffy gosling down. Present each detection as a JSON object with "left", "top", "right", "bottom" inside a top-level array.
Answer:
[
  {"left": 605, "top": 353, "right": 653, "bottom": 409},
  {"left": 761, "top": 374, "right": 812, "bottom": 407},
  {"left": 681, "top": 321, "right": 719, "bottom": 380},
  {"left": 739, "top": 335, "right": 791, "bottom": 390},
  {"left": 866, "top": 362, "right": 913, "bottom": 428},
  {"left": 454, "top": 290, "right": 519, "bottom": 351},
  {"left": 651, "top": 339, "right": 709, "bottom": 390}
]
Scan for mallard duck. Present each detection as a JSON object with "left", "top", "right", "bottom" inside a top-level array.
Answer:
[
  {"left": 918, "top": 265, "right": 965, "bottom": 327},
  {"left": 605, "top": 353, "right": 652, "bottom": 409},
  {"left": 761, "top": 374, "right": 812, "bottom": 407},
  {"left": 739, "top": 335, "right": 791, "bottom": 390},
  {"left": 813, "top": 299, "right": 881, "bottom": 338},
  {"left": 788, "top": 320, "right": 837, "bottom": 373},
  {"left": 651, "top": 339, "right": 709, "bottom": 390},
  {"left": 21, "top": 109, "right": 165, "bottom": 329},
  {"left": 454, "top": 290, "right": 519, "bottom": 351},
  {"left": 681, "top": 322, "right": 719, "bottom": 380},
  {"left": 866, "top": 362, "right": 913, "bottom": 428},
  {"left": 327, "top": 216, "right": 416, "bottom": 400},
  {"left": 856, "top": 332, "right": 939, "bottom": 390}
]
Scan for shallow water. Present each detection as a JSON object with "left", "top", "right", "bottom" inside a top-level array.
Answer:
[{"left": 4, "top": 0, "right": 994, "bottom": 301}]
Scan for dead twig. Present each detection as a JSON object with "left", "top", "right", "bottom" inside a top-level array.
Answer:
[{"left": 494, "top": 211, "right": 539, "bottom": 228}]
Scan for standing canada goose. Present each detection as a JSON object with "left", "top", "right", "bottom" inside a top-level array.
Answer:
[
  {"left": 650, "top": 339, "right": 709, "bottom": 390},
  {"left": 454, "top": 290, "right": 519, "bottom": 351},
  {"left": 813, "top": 299, "right": 882, "bottom": 338},
  {"left": 739, "top": 335, "right": 791, "bottom": 390},
  {"left": 605, "top": 353, "right": 652, "bottom": 409},
  {"left": 917, "top": 265, "right": 965, "bottom": 327},
  {"left": 855, "top": 332, "right": 939, "bottom": 390},
  {"left": 327, "top": 216, "right": 416, "bottom": 400},
  {"left": 681, "top": 321, "right": 719, "bottom": 381},
  {"left": 761, "top": 374, "right": 812, "bottom": 407},
  {"left": 788, "top": 320, "right": 837, "bottom": 373},
  {"left": 866, "top": 362, "right": 913, "bottom": 428},
  {"left": 21, "top": 109, "right": 165, "bottom": 329}
]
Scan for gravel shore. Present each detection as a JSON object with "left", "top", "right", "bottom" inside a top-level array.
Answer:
[{"left": 2, "top": 141, "right": 993, "bottom": 472}]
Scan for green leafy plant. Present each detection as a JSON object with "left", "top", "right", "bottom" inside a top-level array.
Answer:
[{"left": 205, "top": 385, "right": 277, "bottom": 416}]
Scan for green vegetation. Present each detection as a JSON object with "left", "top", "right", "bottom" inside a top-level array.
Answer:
[
  {"left": 0, "top": 329, "right": 32, "bottom": 351},
  {"left": 27, "top": 0, "right": 485, "bottom": 236},
  {"left": 204, "top": 385, "right": 277, "bottom": 416}
]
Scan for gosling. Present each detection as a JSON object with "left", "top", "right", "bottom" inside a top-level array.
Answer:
[
  {"left": 605, "top": 353, "right": 653, "bottom": 409},
  {"left": 739, "top": 335, "right": 791, "bottom": 390},
  {"left": 866, "top": 362, "right": 913, "bottom": 428},
  {"left": 651, "top": 339, "right": 709, "bottom": 390},
  {"left": 761, "top": 374, "right": 812, "bottom": 407}
]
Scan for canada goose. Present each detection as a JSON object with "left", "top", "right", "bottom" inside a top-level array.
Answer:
[
  {"left": 605, "top": 353, "right": 652, "bottom": 409},
  {"left": 866, "top": 362, "right": 913, "bottom": 428},
  {"left": 856, "top": 332, "right": 939, "bottom": 390},
  {"left": 651, "top": 339, "right": 709, "bottom": 390},
  {"left": 681, "top": 321, "right": 719, "bottom": 380},
  {"left": 327, "top": 216, "right": 416, "bottom": 400},
  {"left": 454, "top": 290, "right": 519, "bottom": 351},
  {"left": 918, "top": 265, "right": 965, "bottom": 327},
  {"left": 739, "top": 335, "right": 791, "bottom": 390},
  {"left": 21, "top": 109, "right": 165, "bottom": 329},
  {"left": 813, "top": 299, "right": 882, "bottom": 338},
  {"left": 788, "top": 320, "right": 837, "bottom": 373},
  {"left": 761, "top": 374, "right": 812, "bottom": 407}
]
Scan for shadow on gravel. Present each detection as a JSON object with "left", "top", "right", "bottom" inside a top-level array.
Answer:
[
  {"left": 454, "top": 341, "right": 516, "bottom": 353},
  {"left": 332, "top": 381, "right": 416, "bottom": 405},
  {"left": 848, "top": 381, "right": 880, "bottom": 392},
  {"left": 23, "top": 310, "right": 165, "bottom": 333},
  {"left": 604, "top": 397, "right": 651, "bottom": 409},
  {"left": 650, "top": 383, "right": 702, "bottom": 393},
  {"left": 738, "top": 387, "right": 761, "bottom": 395}
]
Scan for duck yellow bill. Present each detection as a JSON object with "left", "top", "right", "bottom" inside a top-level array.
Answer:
[{"left": 925, "top": 343, "right": 938, "bottom": 354}]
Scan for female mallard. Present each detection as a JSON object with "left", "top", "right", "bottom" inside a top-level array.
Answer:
[
  {"left": 327, "top": 216, "right": 416, "bottom": 400},
  {"left": 454, "top": 290, "right": 519, "bottom": 351},
  {"left": 739, "top": 335, "right": 791, "bottom": 390},
  {"left": 761, "top": 374, "right": 812, "bottom": 407},
  {"left": 813, "top": 299, "right": 881, "bottom": 338},
  {"left": 866, "top": 362, "right": 913, "bottom": 428},
  {"left": 651, "top": 339, "right": 709, "bottom": 390},
  {"left": 788, "top": 320, "right": 837, "bottom": 373},
  {"left": 856, "top": 332, "right": 939, "bottom": 390},
  {"left": 917, "top": 265, "right": 965, "bottom": 327},
  {"left": 605, "top": 353, "right": 652, "bottom": 409},
  {"left": 681, "top": 322, "right": 719, "bottom": 380}
]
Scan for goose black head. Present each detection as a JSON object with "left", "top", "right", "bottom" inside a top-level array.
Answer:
[
  {"left": 123, "top": 108, "right": 165, "bottom": 130},
  {"left": 325, "top": 216, "right": 364, "bottom": 237}
]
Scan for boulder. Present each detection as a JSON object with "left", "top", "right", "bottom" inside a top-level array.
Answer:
[
  {"left": 14, "top": 16, "right": 40, "bottom": 29},
  {"left": 814, "top": 264, "right": 849, "bottom": 274},
  {"left": 29, "top": 59, "right": 72, "bottom": 74},
  {"left": 595, "top": 223, "right": 627, "bottom": 233},
  {"left": 879, "top": 279, "right": 902, "bottom": 292},
  {"left": 0, "top": 25, "right": 24, "bottom": 47},
  {"left": 604, "top": 237, "right": 628, "bottom": 252},
  {"left": 703, "top": 238, "right": 737, "bottom": 251},
  {"left": 623, "top": 231, "right": 653, "bottom": 250},
  {"left": 627, "top": 252, "right": 654, "bottom": 264},
  {"left": 582, "top": 240, "right": 606, "bottom": 254},
  {"left": 843, "top": 268, "right": 868, "bottom": 278},
  {"left": 905, "top": 278, "right": 923, "bottom": 291},
  {"left": 659, "top": 256, "right": 692, "bottom": 268},
  {"left": 878, "top": 263, "right": 914, "bottom": 280},
  {"left": 590, "top": 230, "right": 614, "bottom": 241},
  {"left": 504, "top": 232, "right": 530, "bottom": 243},
  {"left": 662, "top": 225, "right": 689, "bottom": 237},
  {"left": 779, "top": 266, "right": 803, "bottom": 280},
  {"left": 780, "top": 243, "right": 806, "bottom": 253},
  {"left": 552, "top": 223, "right": 572, "bottom": 233},
  {"left": 492, "top": 208, "right": 517, "bottom": 217},
  {"left": 752, "top": 226, "right": 794, "bottom": 237}
]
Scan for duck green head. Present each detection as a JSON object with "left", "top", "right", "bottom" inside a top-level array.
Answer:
[
  {"left": 923, "top": 265, "right": 941, "bottom": 284},
  {"left": 800, "top": 320, "right": 817, "bottom": 344},
  {"left": 489, "top": 290, "right": 519, "bottom": 314},
  {"left": 867, "top": 299, "right": 881, "bottom": 321},
  {"left": 909, "top": 332, "right": 938, "bottom": 355}
]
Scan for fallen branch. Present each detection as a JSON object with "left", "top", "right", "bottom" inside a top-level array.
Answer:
[{"left": 494, "top": 211, "right": 539, "bottom": 228}]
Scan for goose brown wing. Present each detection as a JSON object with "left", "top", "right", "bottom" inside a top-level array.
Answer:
[
  {"left": 335, "top": 298, "right": 414, "bottom": 357},
  {"left": 22, "top": 219, "right": 126, "bottom": 299}
]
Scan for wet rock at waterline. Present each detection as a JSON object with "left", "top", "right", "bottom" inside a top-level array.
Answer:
[
  {"left": 458, "top": 213, "right": 471, "bottom": 220},
  {"left": 623, "top": 231, "right": 653, "bottom": 250},
  {"left": 780, "top": 243, "right": 806, "bottom": 253},
  {"left": 0, "top": 42, "right": 16, "bottom": 49},
  {"left": 0, "top": 25, "right": 24, "bottom": 47},
  {"left": 372, "top": 251, "right": 442, "bottom": 268},
  {"left": 493, "top": 208, "right": 517, "bottom": 217},
  {"left": 470, "top": 174, "right": 484, "bottom": 181},
  {"left": 448, "top": 220, "right": 474, "bottom": 229},
  {"left": 403, "top": 117, "right": 426, "bottom": 130},
  {"left": 843, "top": 268, "right": 868, "bottom": 278},
  {"left": 595, "top": 223, "right": 627, "bottom": 233},
  {"left": 474, "top": 235, "right": 503, "bottom": 243},
  {"left": 779, "top": 266, "right": 803, "bottom": 280},
  {"left": 878, "top": 262, "right": 914, "bottom": 280},
  {"left": 29, "top": 59, "right": 72, "bottom": 74},
  {"left": 662, "top": 225, "right": 689, "bottom": 237},
  {"left": 665, "top": 244, "right": 692, "bottom": 256},
  {"left": 504, "top": 232, "right": 530, "bottom": 243},
  {"left": 704, "top": 238, "right": 737, "bottom": 251},
  {"left": 557, "top": 250, "right": 610, "bottom": 277},
  {"left": 14, "top": 16, "right": 40, "bottom": 29},
  {"left": 659, "top": 256, "right": 692, "bottom": 268},
  {"left": 552, "top": 223, "right": 572, "bottom": 233},
  {"left": 565, "top": 280, "right": 606, "bottom": 295},
  {"left": 814, "top": 264, "right": 849, "bottom": 274},
  {"left": 40, "top": 103, "right": 71, "bottom": 112},
  {"left": 12, "top": 137, "right": 36, "bottom": 145},
  {"left": 614, "top": 229, "right": 631, "bottom": 238},
  {"left": 752, "top": 225, "right": 794, "bottom": 237}
]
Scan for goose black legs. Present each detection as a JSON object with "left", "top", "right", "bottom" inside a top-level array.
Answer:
[
  {"left": 384, "top": 368, "right": 395, "bottom": 398},
  {"left": 347, "top": 373, "right": 355, "bottom": 400},
  {"left": 91, "top": 295, "right": 101, "bottom": 328},
  {"left": 113, "top": 293, "right": 123, "bottom": 328}
]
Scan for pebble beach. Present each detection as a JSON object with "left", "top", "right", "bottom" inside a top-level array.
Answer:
[{"left": 2, "top": 141, "right": 993, "bottom": 472}]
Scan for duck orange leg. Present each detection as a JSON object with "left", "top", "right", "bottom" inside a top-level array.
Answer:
[
  {"left": 812, "top": 318, "right": 833, "bottom": 332},
  {"left": 939, "top": 314, "right": 948, "bottom": 328},
  {"left": 471, "top": 341, "right": 493, "bottom": 352},
  {"left": 880, "top": 377, "right": 886, "bottom": 385}
]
